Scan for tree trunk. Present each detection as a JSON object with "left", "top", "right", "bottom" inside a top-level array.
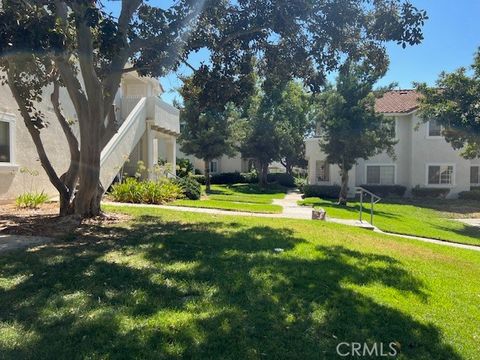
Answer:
[
  {"left": 257, "top": 161, "right": 269, "bottom": 187},
  {"left": 74, "top": 109, "right": 104, "bottom": 217},
  {"left": 204, "top": 160, "right": 211, "bottom": 192},
  {"left": 338, "top": 166, "right": 349, "bottom": 206}
]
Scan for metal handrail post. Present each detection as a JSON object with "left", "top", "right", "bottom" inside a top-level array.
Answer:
[
  {"left": 370, "top": 194, "right": 374, "bottom": 225},
  {"left": 359, "top": 191, "right": 363, "bottom": 222}
]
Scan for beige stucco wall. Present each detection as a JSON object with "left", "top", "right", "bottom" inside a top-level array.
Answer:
[
  {"left": 0, "top": 82, "right": 77, "bottom": 202},
  {"left": 0, "top": 72, "right": 169, "bottom": 202}
]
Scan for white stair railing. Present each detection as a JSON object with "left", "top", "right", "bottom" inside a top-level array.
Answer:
[
  {"left": 100, "top": 97, "right": 147, "bottom": 189},
  {"left": 356, "top": 187, "right": 382, "bottom": 225}
]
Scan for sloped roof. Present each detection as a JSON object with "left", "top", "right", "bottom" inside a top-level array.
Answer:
[{"left": 375, "top": 90, "right": 421, "bottom": 114}]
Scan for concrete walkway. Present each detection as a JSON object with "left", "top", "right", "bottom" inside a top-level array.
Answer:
[
  {"left": 455, "top": 218, "right": 480, "bottom": 227},
  {"left": 0, "top": 234, "right": 53, "bottom": 253},
  {"left": 106, "top": 195, "right": 480, "bottom": 252}
]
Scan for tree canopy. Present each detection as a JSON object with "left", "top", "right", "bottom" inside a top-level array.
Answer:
[
  {"left": 315, "top": 63, "right": 397, "bottom": 204},
  {"left": 416, "top": 50, "right": 480, "bottom": 159},
  {"left": 0, "top": 0, "right": 426, "bottom": 217}
]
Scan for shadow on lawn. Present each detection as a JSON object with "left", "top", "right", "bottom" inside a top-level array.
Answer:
[{"left": 0, "top": 215, "right": 461, "bottom": 359}]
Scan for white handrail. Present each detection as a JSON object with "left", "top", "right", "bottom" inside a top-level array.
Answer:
[{"left": 101, "top": 97, "right": 147, "bottom": 166}]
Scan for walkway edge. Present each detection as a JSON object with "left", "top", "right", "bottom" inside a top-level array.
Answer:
[{"left": 104, "top": 201, "right": 480, "bottom": 252}]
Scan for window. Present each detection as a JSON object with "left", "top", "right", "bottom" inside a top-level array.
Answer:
[
  {"left": 366, "top": 165, "right": 395, "bottom": 185},
  {"left": 0, "top": 121, "right": 10, "bottom": 163},
  {"left": 387, "top": 118, "right": 396, "bottom": 139},
  {"left": 428, "top": 119, "right": 442, "bottom": 137},
  {"left": 210, "top": 160, "right": 218, "bottom": 174},
  {"left": 428, "top": 165, "right": 454, "bottom": 185},
  {"left": 471, "top": 166, "right": 480, "bottom": 185},
  {"left": 316, "top": 160, "right": 329, "bottom": 182}
]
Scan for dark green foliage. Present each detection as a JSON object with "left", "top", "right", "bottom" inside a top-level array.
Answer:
[
  {"left": 417, "top": 50, "right": 480, "bottom": 158},
  {"left": 411, "top": 187, "right": 450, "bottom": 199},
  {"left": 174, "top": 177, "right": 202, "bottom": 200},
  {"left": 176, "top": 158, "right": 194, "bottom": 178},
  {"left": 302, "top": 185, "right": 341, "bottom": 199},
  {"left": 294, "top": 177, "right": 308, "bottom": 192},
  {"left": 211, "top": 172, "right": 244, "bottom": 185},
  {"left": 267, "top": 173, "right": 295, "bottom": 188},
  {"left": 359, "top": 185, "right": 407, "bottom": 198},
  {"left": 191, "top": 175, "right": 206, "bottom": 185},
  {"left": 458, "top": 190, "right": 480, "bottom": 201},
  {"left": 314, "top": 62, "right": 399, "bottom": 204}
]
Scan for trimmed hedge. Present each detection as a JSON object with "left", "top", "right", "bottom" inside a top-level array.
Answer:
[
  {"left": 191, "top": 175, "right": 206, "bottom": 185},
  {"left": 190, "top": 172, "right": 259, "bottom": 185},
  {"left": 411, "top": 187, "right": 450, "bottom": 199},
  {"left": 267, "top": 173, "right": 295, "bottom": 187},
  {"left": 458, "top": 190, "right": 480, "bottom": 200},
  {"left": 359, "top": 185, "right": 407, "bottom": 198},
  {"left": 211, "top": 172, "right": 244, "bottom": 185},
  {"left": 174, "top": 177, "right": 202, "bottom": 200},
  {"left": 303, "top": 185, "right": 341, "bottom": 199}
]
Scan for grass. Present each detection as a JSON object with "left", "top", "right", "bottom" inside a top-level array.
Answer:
[
  {"left": 170, "top": 184, "right": 287, "bottom": 214},
  {"left": 299, "top": 197, "right": 480, "bottom": 246},
  {"left": 0, "top": 205, "right": 479, "bottom": 359},
  {"left": 170, "top": 199, "right": 283, "bottom": 213}
]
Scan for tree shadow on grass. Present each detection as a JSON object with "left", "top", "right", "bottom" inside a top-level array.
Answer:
[{"left": 0, "top": 214, "right": 462, "bottom": 359}]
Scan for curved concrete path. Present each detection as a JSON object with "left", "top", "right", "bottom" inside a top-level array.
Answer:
[{"left": 105, "top": 195, "right": 480, "bottom": 252}]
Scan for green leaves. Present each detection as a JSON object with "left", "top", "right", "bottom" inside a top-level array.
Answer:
[{"left": 417, "top": 50, "right": 480, "bottom": 159}]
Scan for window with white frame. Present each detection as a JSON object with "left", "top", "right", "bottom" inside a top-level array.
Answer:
[
  {"left": 316, "top": 160, "right": 329, "bottom": 182},
  {"left": 0, "top": 114, "right": 15, "bottom": 164},
  {"left": 428, "top": 165, "right": 454, "bottom": 185},
  {"left": 210, "top": 160, "right": 218, "bottom": 174},
  {"left": 471, "top": 166, "right": 480, "bottom": 185},
  {"left": 428, "top": 119, "right": 442, "bottom": 137},
  {"left": 0, "top": 121, "right": 10, "bottom": 163},
  {"left": 366, "top": 165, "right": 395, "bottom": 185},
  {"left": 387, "top": 117, "right": 396, "bottom": 139}
]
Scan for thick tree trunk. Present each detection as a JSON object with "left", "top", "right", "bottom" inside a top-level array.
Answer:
[
  {"left": 338, "top": 166, "right": 349, "bottom": 206},
  {"left": 74, "top": 108, "right": 104, "bottom": 217},
  {"left": 257, "top": 161, "right": 269, "bottom": 187},
  {"left": 204, "top": 160, "right": 211, "bottom": 192}
]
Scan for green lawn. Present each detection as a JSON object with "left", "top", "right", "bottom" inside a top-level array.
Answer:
[
  {"left": 170, "top": 184, "right": 286, "bottom": 214},
  {"left": 299, "top": 197, "right": 480, "bottom": 246},
  {"left": 0, "top": 206, "right": 478, "bottom": 359},
  {"left": 170, "top": 199, "right": 283, "bottom": 213}
]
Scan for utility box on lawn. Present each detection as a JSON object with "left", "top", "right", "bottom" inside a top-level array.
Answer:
[{"left": 312, "top": 208, "right": 326, "bottom": 221}]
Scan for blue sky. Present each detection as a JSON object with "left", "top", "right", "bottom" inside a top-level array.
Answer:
[{"left": 105, "top": 0, "right": 480, "bottom": 105}]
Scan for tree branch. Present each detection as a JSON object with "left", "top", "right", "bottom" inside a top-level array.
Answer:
[
  {"left": 51, "top": 80, "right": 80, "bottom": 196},
  {"left": 6, "top": 69, "right": 68, "bottom": 198}
]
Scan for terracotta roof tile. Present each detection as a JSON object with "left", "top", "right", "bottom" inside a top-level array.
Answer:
[{"left": 375, "top": 90, "right": 421, "bottom": 114}]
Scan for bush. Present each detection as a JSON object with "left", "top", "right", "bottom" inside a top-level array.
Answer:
[
  {"left": 294, "top": 177, "right": 308, "bottom": 191},
  {"left": 359, "top": 185, "right": 406, "bottom": 198},
  {"left": 411, "top": 186, "right": 450, "bottom": 199},
  {"left": 240, "top": 172, "right": 258, "bottom": 184},
  {"left": 211, "top": 172, "right": 244, "bottom": 185},
  {"left": 302, "top": 185, "right": 341, "bottom": 199},
  {"left": 190, "top": 174, "right": 206, "bottom": 185},
  {"left": 458, "top": 190, "right": 480, "bottom": 200},
  {"left": 174, "top": 177, "right": 202, "bottom": 200},
  {"left": 267, "top": 173, "right": 295, "bottom": 187},
  {"left": 16, "top": 191, "right": 49, "bottom": 209},
  {"left": 110, "top": 178, "right": 184, "bottom": 204},
  {"left": 176, "top": 158, "right": 194, "bottom": 178}
]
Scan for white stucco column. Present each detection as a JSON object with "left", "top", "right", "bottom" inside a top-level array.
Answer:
[
  {"left": 166, "top": 137, "right": 177, "bottom": 175},
  {"left": 145, "top": 120, "right": 156, "bottom": 180}
]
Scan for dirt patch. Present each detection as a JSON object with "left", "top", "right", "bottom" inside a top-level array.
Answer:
[{"left": 0, "top": 202, "right": 131, "bottom": 238}]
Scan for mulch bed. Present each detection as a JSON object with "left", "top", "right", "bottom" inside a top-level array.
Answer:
[{"left": 0, "top": 202, "right": 131, "bottom": 238}]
